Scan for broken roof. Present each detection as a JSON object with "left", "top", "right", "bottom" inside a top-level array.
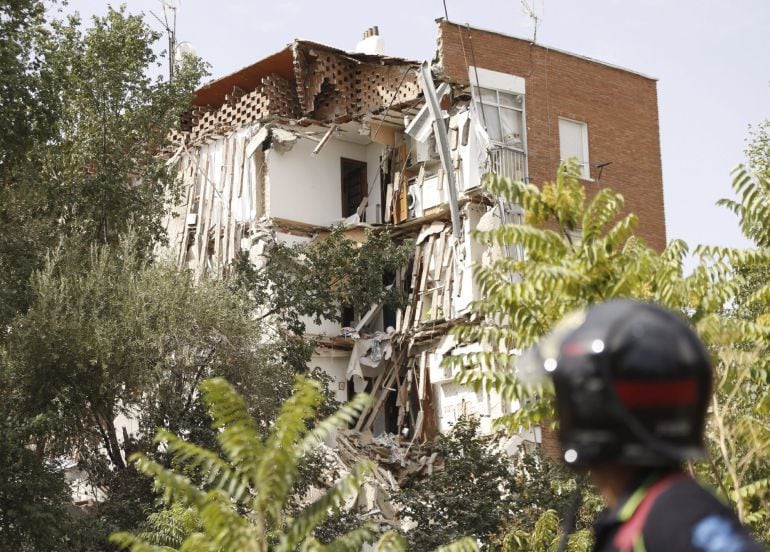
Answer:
[{"left": 193, "top": 39, "right": 419, "bottom": 109}]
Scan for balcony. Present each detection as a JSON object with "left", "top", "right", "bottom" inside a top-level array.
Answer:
[{"left": 488, "top": 146, "right": 527, "bottom": 182}]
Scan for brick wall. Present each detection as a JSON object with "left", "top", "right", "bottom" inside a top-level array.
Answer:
[{"left": 437, "top": 20, "right": 667, "bottom": 251}]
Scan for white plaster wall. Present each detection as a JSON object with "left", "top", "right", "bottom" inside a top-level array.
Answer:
[
  {"left": 275, "top": 231, "right": 310, "bottom": 246},
  {"left": 421, "top": 171, "right": 449, "bottom": 211},
  {"left": 435, "top": 381, "right": 490, "bottom": 433},
  {"left": 454, "top": 203, "right": 486, "bottom": 314},
  {"left": 310, "top": 351, "right": 350, "bottom": 405},
  {"left": 266, "top": 137, "right": 369, "bottom": 226},
  {"left": 303, "top": 316, "right": 342, "bottom": 338},
  {"left": 458, "top": 110, "right": 485, "bottom": 192}
]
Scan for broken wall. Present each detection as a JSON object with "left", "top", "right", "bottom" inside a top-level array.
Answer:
[
  {"left": 292, "top": 43, "right": 421, "bottom": 122},
  {"left": 266, "top": 135, "right": 378, "bottom": 226},
  {"left": 175, "top": 74, "right": 299, "bottom": 148},
  {"left": 160, "top": 33, "right": 535, "bottom": 443},
  {"left": 162, "top": 125, "right": 266, "bottom": 277}
]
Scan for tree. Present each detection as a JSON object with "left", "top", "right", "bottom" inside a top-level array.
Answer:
[
  {"left": 745, "top": 113, "right": 770, "bottom": 180},
  {"left": 705, "top": 167, "right": 770, "bottom": 536},
  {"left": 453, "top": 160, "right": 770, "bottom": 541},
  {"left": 5, "top": 235, "right": 284, "bottom": 469},
  {"left": 234, "top": 226, "right": 411, "bottom": 336},
  {"left": 1, "top": 234, "right": 317, "bottom": 548},
  {"left": 0, "top": 0, "right": 59, "bottom": 176},
  {"left": 0, "top": 3, "right": 206, "bottom": 332},
  {"left": 0, "top": 381, "right": 78, "bottom": 551},
  {"left": 394, "top": 416, "right": 517, "bottom": 550},
  {"left": 499, "top": 510, "right": 592, "bottom": 552},
  {"left": 41, "top": 6, "right": 205, "bottom": 248},
  {"left": 0, "top": 0, "right": 63, "bottom": 329},
  {"left": 111, "top": 376, "right": 479, "bottom": 552},
  {"left": 394, "top": 416, "right": 598, "bottom": 551}
]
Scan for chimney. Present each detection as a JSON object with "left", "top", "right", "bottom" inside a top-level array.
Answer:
[{"left": 355, "top": 26, "right": 384, "bottom": 55}]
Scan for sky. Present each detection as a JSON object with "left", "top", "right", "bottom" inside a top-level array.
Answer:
[{"left": 65, "top": 0, "right": 770, "bottom": 253}]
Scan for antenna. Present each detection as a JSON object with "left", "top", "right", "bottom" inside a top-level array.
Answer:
[
  {"left": 151, "top": 0, "right": 182, "bottom": 80},
  {"left": 520, "top": 0, "right": 541, "bottom": 43}
]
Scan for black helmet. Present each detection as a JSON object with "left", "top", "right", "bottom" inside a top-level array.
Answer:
[{"left": 520, "top": 299, "right": 712, "bottom": 468}]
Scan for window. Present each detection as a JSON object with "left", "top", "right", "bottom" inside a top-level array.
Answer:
[
  {"left": 341, "top": 158, "right": 367, "bottom": 219},
  {"left": 558, "top": 118, "right": 590, "bottom": 179},
  {"left": 472, "top": 86, "right": 525, "bottom": 150}
]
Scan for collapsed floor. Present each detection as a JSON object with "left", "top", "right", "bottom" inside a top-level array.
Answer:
[{"left": 158, "top": 35, "right": 536, "bottom": 519}]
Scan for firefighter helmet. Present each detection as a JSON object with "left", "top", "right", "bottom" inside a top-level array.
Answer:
[{"left": 520, "top": 300, "right": 712, "bottom": 468}]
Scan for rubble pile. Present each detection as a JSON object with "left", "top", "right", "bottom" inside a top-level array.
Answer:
[{"left": 335, "top": 429, "right": 442, "bottom": 490}]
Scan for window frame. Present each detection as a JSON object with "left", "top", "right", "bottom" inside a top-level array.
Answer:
[
  {"left": 472, "top": 85, "right": 526, "bottom": 152},
  {"left": 340, "top": 157, "right": 368, "bottom": 219},
  {"left": 558, "top": 117, "right": 591, "bottom": 180}
]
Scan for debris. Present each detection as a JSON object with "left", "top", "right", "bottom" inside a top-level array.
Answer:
[
  {"left": 312, "top": 124, "right": 337, "bottom": 155},
  {"left": 271, "top": 127, "right": 297, "bottom": 152},
  {"left": 164, "top": 31, "right": 506, "bottom": 459},
  {"left": 416, "top": 220, "right": 446, "bottom": 245},
  {"left": 245, "top": 125, "right": 268, "bottom": 158},
  {"left": 405, "top": 82, "right": 451, "bottom": 143},
  {"left": 335, "top": 428, "right": 441, "bottom": 489}
]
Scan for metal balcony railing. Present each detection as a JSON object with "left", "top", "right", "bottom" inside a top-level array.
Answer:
[{"left": 488, "top": 146, "right": 527, "bottom": 182}]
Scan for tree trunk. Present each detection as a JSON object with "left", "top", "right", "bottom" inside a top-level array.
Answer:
[{"left": 94, "top": 410, "right": 126, "bottom": 470}]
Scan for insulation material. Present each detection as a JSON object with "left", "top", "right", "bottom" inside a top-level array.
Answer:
[
  {"left": 345, "top": 331, "right": 393, "bottom": 380},
  {"left": 164, "top": 128, "right": 268, "bottom": 278}
]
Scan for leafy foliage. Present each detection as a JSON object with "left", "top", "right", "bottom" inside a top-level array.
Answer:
[
  {"left": 393, "top": 417, "right": 592, "bottom": 550},
  {"left": 394, "top": 417, "right": 516, "bottom": 550},
  {"left": 500, "top": 509, "right": 592, "bottom": 552},
  {"left": 234, "top": 226, "right": 410, "bottom": 335},
  {"left": 1, "top": 232, "right": 317, "bottom": 548},
  {"left": 5, "top": 234, "right": 291, "bottom": 468},
  {"left": 717, "top": 166, "right": 770, "bottom": 248},
  {"left": 454, "top": 160, "right": 770, "bottom": 541},
  {"left": 0, "top": 0, "right": 59, "bottom": 176},
  {"left": 0, "top": 383, "right": 79, "bottom": 551},
  {"left": 111, "top": 377, "right": 478, "bottom": 552},
  {"left": 41, "top": 6, "right": 206, "bottom": 248},
  {"left": 0, "top": 3, "right": 205, "bottom": 332},
  {"left": 745, "top": 117, "right": 770, "bottom": 180}
]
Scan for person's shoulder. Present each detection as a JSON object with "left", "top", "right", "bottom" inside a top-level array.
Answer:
[{"left": 643, "top": 477, "right": 765, "bottom": 551}]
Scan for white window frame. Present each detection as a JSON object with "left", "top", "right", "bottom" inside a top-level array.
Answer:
[
  {"left": 472, "top": 85, "right": 526, "bottom": 152},
  {"left": 558, "top": 117, "right": 591, "bottom": 180}
]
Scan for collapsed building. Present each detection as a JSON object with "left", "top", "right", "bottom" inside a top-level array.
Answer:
[{"left": 160, "top": 20, "right": 666, "bottom": 451}]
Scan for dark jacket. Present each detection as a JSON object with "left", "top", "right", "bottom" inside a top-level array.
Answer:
[{"left": 592, "top": 471, "right": 765, "bottom": 551}]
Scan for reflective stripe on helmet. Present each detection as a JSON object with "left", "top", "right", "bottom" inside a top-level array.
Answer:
[{"left": 613, "top": 379, "right": 697, "bottom": 407}]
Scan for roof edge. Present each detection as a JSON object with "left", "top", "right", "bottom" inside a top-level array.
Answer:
[{"left": 435, "top": 18, "right": 658, "bottom": 82}]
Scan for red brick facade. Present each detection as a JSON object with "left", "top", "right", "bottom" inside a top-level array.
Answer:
[{"left": 437, "top": 20, "right": 667, "bottom": 251}]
